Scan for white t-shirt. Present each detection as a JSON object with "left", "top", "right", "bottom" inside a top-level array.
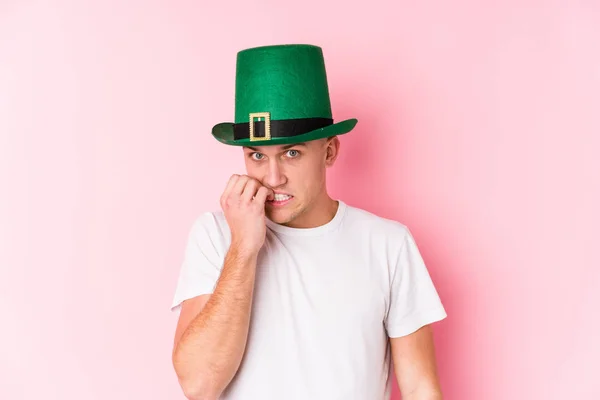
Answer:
[{"left": 171, "top": 200, "right": 447, "bottom": 399}]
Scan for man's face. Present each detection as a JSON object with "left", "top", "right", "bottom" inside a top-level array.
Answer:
[{"left": 242, "top": 137, "right": 338, "bottom": 226}]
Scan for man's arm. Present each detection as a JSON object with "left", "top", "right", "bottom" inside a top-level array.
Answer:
[
  {"left": 391, "top": 324, "right": 443, "bottom": 400},
  {"left": 171, "top": 175, "right": 273, "bottom": 400},
  {"left": 172, "top": 246, "right": 259, "bottom": 400}
]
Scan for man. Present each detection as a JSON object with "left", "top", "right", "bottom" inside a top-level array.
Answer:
[{"left": 170, "top": 44, "right": 447, "bottom": 400}]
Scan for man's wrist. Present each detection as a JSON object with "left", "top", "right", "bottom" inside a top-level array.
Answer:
[{"left": 228, "top": 242, "right": 260, "bottom": 263}]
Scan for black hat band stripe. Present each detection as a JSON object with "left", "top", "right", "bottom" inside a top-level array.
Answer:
[{"left": 233, "top": 117, "right": 334, "bottom": 141}]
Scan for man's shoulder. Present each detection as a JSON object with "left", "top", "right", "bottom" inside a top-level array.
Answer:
[
  {"left": 187, "top": 209, "right": 230, "bottom": 239},
  {"left": 342, "top": 202, "right": 410, "bottom": 238}
]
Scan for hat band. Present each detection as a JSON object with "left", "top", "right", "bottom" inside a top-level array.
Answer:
[{"left": 233, "top": 117, "right": 333, "bottom": 141}]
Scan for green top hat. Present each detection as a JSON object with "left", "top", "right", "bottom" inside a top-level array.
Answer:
[{"left": 212, "top": 44, "right": 358, "bottom": 146}]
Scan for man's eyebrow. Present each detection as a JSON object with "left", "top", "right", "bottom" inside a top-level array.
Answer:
[
  {"left": 281, "top": 143, "right": 306, "bottom": 149},
  {"left": 243, "top": 143, "right": 307, "bottom": 152}
]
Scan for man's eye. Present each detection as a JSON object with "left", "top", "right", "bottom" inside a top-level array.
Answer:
[
  {"left": 287, "top": 150, "right": 300, "bottom": 157},
  {"left": 251, "top": 153, "right": 264, "bottom": 160}
]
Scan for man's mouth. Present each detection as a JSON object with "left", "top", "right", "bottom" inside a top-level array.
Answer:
[
  {"left": 273, "top": 193, "right": 292, "bottom": 201},
  {"left": 267, "top": 193, "right": 293, "bottom": 205}
]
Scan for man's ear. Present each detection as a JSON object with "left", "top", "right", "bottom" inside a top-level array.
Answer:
[{"left": 324, "top": 136, "right": 340, "bottom": 167}]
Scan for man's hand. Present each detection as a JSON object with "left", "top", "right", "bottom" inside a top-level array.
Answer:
[{"left": 220, "top": 174, "right": 274, "bottom": 256}]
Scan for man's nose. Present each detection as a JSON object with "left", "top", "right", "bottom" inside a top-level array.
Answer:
[{"left": 263, "top": 161, "right": 286, "bottom": 188}]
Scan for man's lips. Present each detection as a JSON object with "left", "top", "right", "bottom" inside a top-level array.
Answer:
[{"left": 267, "top": 194, "right": 293, "bottom": 204}]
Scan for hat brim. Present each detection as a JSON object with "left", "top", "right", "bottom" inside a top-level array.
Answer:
[{"left": 211, "top": 118, "right": 358, "bottom": 146}]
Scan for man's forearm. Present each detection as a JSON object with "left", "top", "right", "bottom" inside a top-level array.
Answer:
[
  {"left": 403, "top": 387, "right": 443, "bottom": 400},
  {"left": 173, "top": 246, "right": 258, "bottom": 399}
]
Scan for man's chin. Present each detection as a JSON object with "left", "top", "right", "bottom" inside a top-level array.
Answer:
[
  {"left": 266, "top": 211, "right": 285, "bottom": 224},
  {"left": 266, "top": 209, "right": 294, "bottom": 225}
]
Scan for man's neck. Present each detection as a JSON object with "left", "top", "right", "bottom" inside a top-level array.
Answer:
[{"left": 286, "top": 195, "right": 339, "bottom": 229}]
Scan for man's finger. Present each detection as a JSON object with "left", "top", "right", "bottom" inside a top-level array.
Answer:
[
  {"left": 254, "top": 186, "right": 273, "bottom": 205},
  {"left": 241, "top": 179, "right": 261, "bottom": 203},
  {"left": 222, "top": 174, "right": 240, "bottom": 199},
  {"left": 231, "top": 175, "right": 250, "bottom": 197}
]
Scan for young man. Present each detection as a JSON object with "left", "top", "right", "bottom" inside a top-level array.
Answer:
[{"left": 170, "top": 44, "right": 447, "bottom": 400}]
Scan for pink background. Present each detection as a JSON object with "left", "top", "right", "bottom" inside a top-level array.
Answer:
[{"left": 1, "top": 1, "right": 599, "bottom": 399}]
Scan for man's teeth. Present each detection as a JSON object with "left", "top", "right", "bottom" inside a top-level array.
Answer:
[{"left": 273, "top": 194, "right": 292, "bottom": 201}]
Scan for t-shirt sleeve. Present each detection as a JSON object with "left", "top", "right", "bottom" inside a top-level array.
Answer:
[
  {"left": 384, "top": 226, "right": 447, "bottom": 338},
  {"left": 170, "top": 212, "right": 225, "bottom": 315}
]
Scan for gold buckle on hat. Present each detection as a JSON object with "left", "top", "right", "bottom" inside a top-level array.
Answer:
[{"left": 249, "top": 112, "right": 271, "bottom": 141}]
